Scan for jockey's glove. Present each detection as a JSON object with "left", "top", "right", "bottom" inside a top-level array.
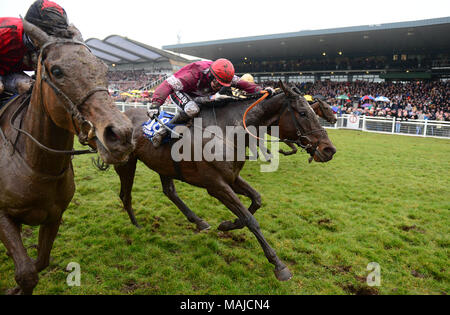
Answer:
[
  {"left": 210, "top": 92, "right": 232, "bottom": 101},
  {"left": 147, "top": 103, "right": 160, "bottom": 119},
  {"left": 264, "top": 87, "right": 276, "bottom": 97}
]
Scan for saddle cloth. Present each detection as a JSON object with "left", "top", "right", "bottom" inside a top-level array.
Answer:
[{"left": 142, "top": 110, "right": 181, "bottom": 144}]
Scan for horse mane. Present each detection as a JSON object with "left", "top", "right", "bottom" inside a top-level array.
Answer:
[{"left": 197, "top": 92, "right": 283, "bottom": 108}]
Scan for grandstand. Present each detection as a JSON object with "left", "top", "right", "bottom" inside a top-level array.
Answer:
[
  {"left": 85, "top": 35, "right": 192, "bottom": 92},
  {"left": 162, "top": 17, "right": 450, "bottom": 83}
]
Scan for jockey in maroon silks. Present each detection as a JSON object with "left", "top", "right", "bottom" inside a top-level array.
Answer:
[
  {"left": 148, "top": 58, "right": 274, "bottom": 147},
  {"left": 0, "top": 0, "right": 69, "bottom": 96}
]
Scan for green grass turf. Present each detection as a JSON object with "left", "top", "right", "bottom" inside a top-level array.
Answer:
[{"left": 0, "top": 129, "right": 448, "bottom": 295}]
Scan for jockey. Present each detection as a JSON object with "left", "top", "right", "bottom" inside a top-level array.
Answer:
[
  {"left": 148, "top": 59, "right": 274, "bottom": 147},
  {"left": 0, "top": 0, "right": 69, "bottom": 96}
]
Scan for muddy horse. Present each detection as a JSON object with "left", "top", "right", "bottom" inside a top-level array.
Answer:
[
  {"left": 114, "top": 82, "right": 336, "bottom": 281},
  {"left": 0, "top": 20, "right": 135, "bottom": 294}
]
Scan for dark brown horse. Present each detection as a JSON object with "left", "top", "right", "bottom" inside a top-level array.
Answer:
[
  {"left": 114, "top": 82, "right": 336, "bottom": 281},
  {"left": 0, "top": 21, "right": 135, "bottom": 294},
  {"left": 279, "top": 97, "right": 337, "bottom": 156}
]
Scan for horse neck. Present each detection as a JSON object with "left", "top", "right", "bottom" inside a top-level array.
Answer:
[
  {"left": 207, "top": 94, "right": 285, "bottom": 133},
  {"left": 241, "top": 94, "right": 285, "bottom": 128},
  {"left": 19, "top": 78, "right": 74, "bottom": 176}
]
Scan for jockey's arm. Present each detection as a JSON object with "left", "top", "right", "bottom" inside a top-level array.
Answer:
[
  {"left": 151, "top": 80, "right": 174, "bottom": 107},
  {"left": 233, "top": 76, "right": 262, "bottom": 94},
  {"left": 232, "top": 76, "right": 275, "bottom": 96}
]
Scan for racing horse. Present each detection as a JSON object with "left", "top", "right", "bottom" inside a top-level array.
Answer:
[
  {"left": 113, "top": 82, "right": 336, "bottom": 281},
  {"left": 0, "top": 20, "right": 135, "bottom": 294},
  {"left": 278, "top": 96, "right": 337, "bottom": 156}
]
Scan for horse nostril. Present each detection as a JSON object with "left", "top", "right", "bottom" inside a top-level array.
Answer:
[{"left": 323, "top": 146, "right": 336, "bottom": 156}]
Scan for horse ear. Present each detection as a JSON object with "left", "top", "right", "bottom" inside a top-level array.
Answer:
[
  {"left": 278, "top": 80, "right": 294, "bottom": 97},
  {"left": 21, "top": 17, "right": 50, "bottom": 48},
  {"left": 68, "top": 24, "right": 84, "bottom": 42}
]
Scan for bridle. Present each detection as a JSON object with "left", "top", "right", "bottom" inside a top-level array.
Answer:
[
  {"left": 10, "top": 38, "right": 108, "bottom": 155},
  {"left": 243, "top": 91, "right": 327, "bottom": 152},
  {"left": 279, "top": 96, "right": 327, "bottom": 151}
]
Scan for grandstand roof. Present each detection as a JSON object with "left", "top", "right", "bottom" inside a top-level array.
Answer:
[
  {"left": 162, "top": 17, "right": 450, "bottom": 61},
  {"left": 85, "top": 35, "right": 190, "bottom": 65}
]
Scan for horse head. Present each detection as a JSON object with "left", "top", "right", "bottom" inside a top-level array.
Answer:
[
  {"left": 22, "top": 19, "right": 135, "bottom": 164},
  {"left": 311, "top": 99, "right": 337, "bottom": 124},
  {"left": 291, "top": 86, "right": 337, "bottom": 124},
  {"left": 278, "top": 81, "right": 336, "bottom": 162}
]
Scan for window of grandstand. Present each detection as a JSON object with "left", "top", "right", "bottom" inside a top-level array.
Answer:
[
  {"left": 288, "top": 75, "right": 315, "bottom": 83},
  {"left": 352, "top": 74, "right": 384, "bottom": 83}
]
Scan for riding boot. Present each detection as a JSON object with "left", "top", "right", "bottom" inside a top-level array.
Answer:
[{"left": 151, "top": 111, "right": 191, "bottom": 148}]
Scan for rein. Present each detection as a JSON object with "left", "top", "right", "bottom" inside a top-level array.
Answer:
[
  {"left": 10, "top": 39, "right": 107, "bottom": 156},
  {"left": 9, "top": 94, "right": 96, "bottom": 155}
]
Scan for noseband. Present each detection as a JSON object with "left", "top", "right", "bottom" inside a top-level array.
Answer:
[{"left": 10, "top": 38, "right": 108, "bottom": 155}]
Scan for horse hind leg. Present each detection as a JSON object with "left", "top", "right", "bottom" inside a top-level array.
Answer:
[
  {"left": 0, "top": 213, "right": 38, "bottom": 294},
  {"left": 160, "top": 175, "right": 210, "bottom": 231},
  {"left": 207, "top": 183, "right": 292, "bottom": 281},
  {"left": 114, "top": 156, "right": 142, "bottom": 228},
  {"left": 218, "top": 176, "right": 262, "bottom": 232}
]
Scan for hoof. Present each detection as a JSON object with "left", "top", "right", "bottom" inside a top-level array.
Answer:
[
  {"left": 218, "top": 220, "right": 235, "bottom": 232},
  {"left": 197, "top": 220, "right": 211, "bottom": 231},
  {"left": 274, "top": 267, "right": 292, "bottom": 281}
]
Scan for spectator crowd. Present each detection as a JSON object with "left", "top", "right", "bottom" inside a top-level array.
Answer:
[
  {"left": 107, "top": 69, "right": 449, "bottom": 122},
  {"left": 108, "top": 69, "right": 166, "bottom": 92},
  {"left": 262, "top": 80, "right": 449, "bottom": 122}
]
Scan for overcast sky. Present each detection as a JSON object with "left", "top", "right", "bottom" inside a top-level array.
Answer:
[{"left": 2, "top": 0, "right": 449, "bottom": 49}]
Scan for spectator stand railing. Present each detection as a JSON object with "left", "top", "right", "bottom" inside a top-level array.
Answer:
[
  {"left": 141, "top": 74, "right": 169, "bottom": 91},
  {"left": 115, "top": 102, "right": 450, "bottom": 140},
  {"left": 321, "top": 114, "right": 450, "bottom": 139}
]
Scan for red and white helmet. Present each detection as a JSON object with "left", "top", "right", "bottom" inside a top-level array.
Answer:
[{"left": 210, "top": 58, "right": 235, "bottom": 87}]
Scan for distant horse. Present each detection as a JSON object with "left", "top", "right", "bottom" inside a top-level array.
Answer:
[
  {"left": 114, "top": 82, "right": 336, "bottom": 281},
  {"left": 0, "top": 20, "right": 135, "bottom": 294}
]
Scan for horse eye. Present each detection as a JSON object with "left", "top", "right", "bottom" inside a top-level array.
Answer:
[
  {"left": 51, "top": 66, "right": 64, "bottom": 78},
  {"left": 299, "top": 111, "right": 307, "bottom": 117}
]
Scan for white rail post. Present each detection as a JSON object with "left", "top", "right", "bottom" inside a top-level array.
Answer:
[
  {"left": 362, "top": 115, "right": 366, "bottom": 131},
  {"left": 424, "top": 120, "right": 428, "bottom": 137},
  {"left": 392, "top": 117, "right": 396, "bottom": 134}
]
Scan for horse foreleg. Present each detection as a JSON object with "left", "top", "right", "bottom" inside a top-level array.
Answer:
[
  {"left": 160, "top": 175, "right": 210, "bottom": 231},
  {"left": 0, "top": 213, "right": 38, "bottom": 295},
  {"left": 34, "top": 217, "right": 62, "bottom": 272},
  {"left": 218, "top": 176, "right": 262, "bottom": 231},
  {"left": 258, "top": 143, "right": 273, "bottom": 162},
  {"left": 279, "top": 142, "right": 298, "bottom": 156},
  {"left": 114, "top": 156, "right": 141, "bottom": 228},
  {"left": 207, "top": 183, "right": 292, "bottom": 281}
]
